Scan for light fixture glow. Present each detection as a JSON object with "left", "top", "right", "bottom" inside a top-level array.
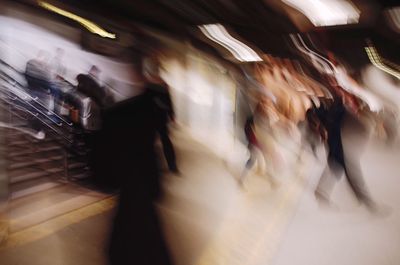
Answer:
[
  {"left": 290, "top": 34, "right": 382, "bottom": 111},
  {"left": 282, "top": 0, "right": 360, "bottom": 26},
  {"left": 387, "top": 7, "right": 400, "bottom": 32},
  {"left": 365, "top": 46, "right": 400, "bottom": 80},
  {"left": 38, "top": 1, "right": 116, "bottom": 39},
  {"left": 199, "top": 24, "right": 262, "bottom": 62}
]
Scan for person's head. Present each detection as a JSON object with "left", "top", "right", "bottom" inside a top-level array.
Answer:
[
  {"left": 89, "top": 65, "right": 100, "bottom": 78},
  {"left": 36, "top": 50, "right": 50, "bottom": 62}
]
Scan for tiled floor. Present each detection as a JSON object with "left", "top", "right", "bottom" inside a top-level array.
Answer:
[
  {"left": 0, "top": 211, "right": 113, "bottom": 265},
  {"left": 0, "top": 124, "right": 399, "bottom": 265}
]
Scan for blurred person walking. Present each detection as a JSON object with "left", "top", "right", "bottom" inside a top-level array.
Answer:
[
  {"left": 91, "top": 58, "right": 175, "bottom": 265},
  {"left": 25, "top": 50, "right": 60, "bottom": 126},
  {"left": 314, "top": 85, "right": 381, "bottom": 213},
  {"left": 143, "top": 58, "right": 179, "bottom": 174},
  {"left": 25, "top": 50, "right": 51, "bottom": 95},
  {"left": 252, "top": 97, "right": 283, "bottom": 188},
  {"left": 49, "top": 48, "right": 67, "bottom": 114},
  {"left": 103, "top": 91, "right": 175, "bottom": 265},
  {"left": 76, "top": 65, "right": 114, "bottom": 108},
  {"left": 50, "top": 47, "right": 66, "bottom": 80},
  {"left": 238, "top": 114, "right": 265, "bottom": 187},
  {"left": 77, "top": 65, "right": 114, "bottom": 189}
]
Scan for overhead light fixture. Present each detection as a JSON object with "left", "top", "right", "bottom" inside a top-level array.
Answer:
[
  {"left": 282, "top": 0, "right": 360, "bottom": 27},
  {"left": 386, "top": 7, "right": 400, "bottom": 32},
  {"left": 199, "top": 24, "right": 262, "bottom": 62},
  {"left": 365, "top": 46, "right": 400, "bottom": 80},
  {"left": 38, "top": 1, "right": 116, "bottom": 39}
]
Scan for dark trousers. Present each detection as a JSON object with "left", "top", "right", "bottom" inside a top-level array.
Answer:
[
  {"left": 157, "top": 123, "right": 177, "bottom": 171},
  {"left": 109, "top": 184, "right": 173, "bottom": 265},
  {"left": 316, "top": 133, "right": 373, "bottom": 206},
  {"left": 26, "top": 75, "right": 63, "bottom": 112}
]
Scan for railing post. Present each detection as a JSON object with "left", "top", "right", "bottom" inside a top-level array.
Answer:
[{"left": 63, "top": 148, "right": 69, "bottom": 182}]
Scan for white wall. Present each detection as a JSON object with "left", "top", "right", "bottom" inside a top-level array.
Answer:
[{"left": 161, "top": 54, "right": 237, "bottom": 157}]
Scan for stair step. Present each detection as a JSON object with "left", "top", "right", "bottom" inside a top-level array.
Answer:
[
  {"left": 7, "top": 150, "right": 65, "bottom": 163},
  {"left": 11, "top": 181, "right": 62, "bottom": 200},
  {"left": 8, "top": 145, "right": 63, "bottom": 157},
  {"left": 68, "top": 172, "right": 91, "bottom": 180},
  {"left": 10, "top": 167, "right": 64, "bottom": 184},
  {"left": 10, "top": 175, "right": 62, "bottom": 194},
  {"left": 8, "top": 155, "right": 65, "bottom": 169},
  {"left": 7, "top": 136, "right": 64, "bottom": 146},
  {"left": 67, "top": 162, "right": 88, "bottom": 170}
]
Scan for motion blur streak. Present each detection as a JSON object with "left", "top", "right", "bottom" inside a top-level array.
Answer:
[
  {"left": 290, "top": 35, "right": 382, "bottom": 112},
  {"left": 289, "top": 34, "right": 335, "bottom": 74},
  {"left": 365, "top": 46, "right": 400, "bottom": 80},
  {"left": 199, "top": 24, "right": 263, "bottom": 62},
  {"left": 282, "top": 0, "right": 360, "bottom": 26},
  {"left": 386, "top": 7, "right": 400, "bottom": 32},
  {"left": 37, "top": 1, "right": 116, "bottom": 39},
  {"left": 0, "top": 1, "right": 399, "bottom": 265}
]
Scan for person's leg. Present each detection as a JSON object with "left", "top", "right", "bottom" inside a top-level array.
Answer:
[
  {"left": 342, "top": 153, "right": 375, "bottom": 208},
  {"left": 158, "top": 123, "right": 178, "bottom": 172},
  {"left": 315, "top": 154, "right": 342, "bottom": 204},
  {"left": 238, "top": 145, "right": 257, "bottom": 186},
  {"left": 49, "top": 82, "right": 63, "bottom": 114},
  {"left": 261, "top": 144, "right": 280, "bottom": 189}
]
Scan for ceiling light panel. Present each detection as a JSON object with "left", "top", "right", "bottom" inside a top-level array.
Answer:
[
  {"left": 199, "top": 24, "right": 262, "bottom": 62},
  {"left": 38, "top": 1, "right": 116, "bottom": 39},
  {"left": 282, "top": 0, "right": 360, "bottom": 27}
]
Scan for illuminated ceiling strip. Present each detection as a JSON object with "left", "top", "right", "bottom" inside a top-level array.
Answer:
[
  {"left": 382, "top": 59, "right": 400, "bottom": 72},
  {"left": 38, "top": 1, "right": 116, "bottom": 39},
  {"left": 289, "top": 34, "right": 334, "bottom": 74},
  {"left": 388, "top": 8, "right": 400, "bottom": 31},
  {"left": 384, "top": 59, "right": 400, "bottom": 72},
  {"left": 200, "top": 24, "right": 262, "bottom": 62},
  {"left": 282, "top": 0, "right": 360, "bottom": 27},
  {"left": 365, "top": 47, "right": 400, "bottom": 80},
  {"left": 199, "top": 27, "right": 244, "bottom": 61},
  {"left": 199, "top": 24, "right": 262, "bottom": 62}
]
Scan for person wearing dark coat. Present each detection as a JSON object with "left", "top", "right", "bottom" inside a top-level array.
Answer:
[
  {"left": 146, "top": 81, "right": 178, "bottom": 173},
  {"left": 76, "top": 65, "right": 113, "bottom": 108},
  {"left": 98, "top": 92, "right": 174, "bottom": 265},
  {"left": 314, "top": 89, "right": 377, "bottom": 212},
  {"left": 143, "top": 58, "right": 179, "bottom": 173}
]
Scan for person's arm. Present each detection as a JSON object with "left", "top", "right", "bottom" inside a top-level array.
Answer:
[
  {"left": 165, "top": 87, "right": 175, "bottom": 121},
  {"left": 312, "top": 106, "right": 328, "bottom": 141},
  {"left": 76, "top": 74, "right": 84, "bottom": 91}
]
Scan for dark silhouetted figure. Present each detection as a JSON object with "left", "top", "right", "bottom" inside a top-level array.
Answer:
[
  {"left": 314, "top": 91, "right": 377, "bottom": 211},
  {"left": 97, "top": 92, "right": 174, "bottom": 265},
  {"left": 76, "top": 65, "right": 113, "bottom": 108},
  {"left": 147, "top": 81, "right": 178, "bottom": 173},
  {"left": 143, "top": 57, "right": 178, "bottom": 173}
]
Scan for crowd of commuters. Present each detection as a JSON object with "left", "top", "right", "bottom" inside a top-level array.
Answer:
[
  {"left": 239, "top": 53, "right": 391, "bottom": 214},
  {"left": 21, "top": 45, "right": 393, "bottom": 264},
  {"left": 23, "top": 51, "right": 179, "bottom": 264}
]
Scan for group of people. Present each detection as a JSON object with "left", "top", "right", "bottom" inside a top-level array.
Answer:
[
  {"left": 239, "top": 53, "right": 390, "bottom": 214},
  {"left": 24, "top": 47, "right": 180, "bottom": 173},
  {"left": 25, "top": 48, "right": 66, "bottom": 115},
  {"left": 25, "top": 50, "right": 180, "bottom": 264},
  {"left": 95, "top": 56, "right": 178, "bottom": 265},
  {"left": 24, "top": 48, "right": 113, "bottom": 124}
]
